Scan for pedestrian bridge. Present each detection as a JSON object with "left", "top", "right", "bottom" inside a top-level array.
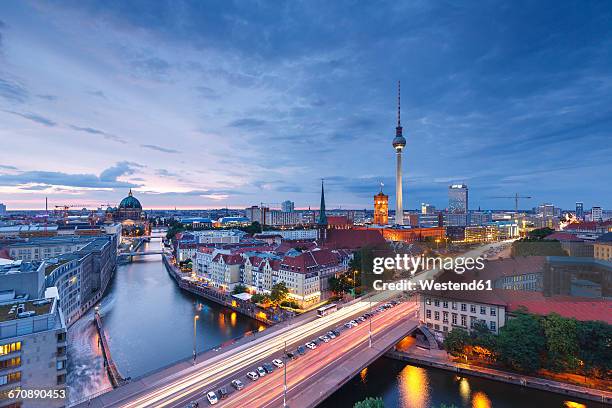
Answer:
[{"left": 119, "top": 250, "right": 165, "bottom": 256}]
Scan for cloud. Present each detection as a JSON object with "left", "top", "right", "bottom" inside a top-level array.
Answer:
[
  {"left": 36, "top": 94, "right": 58, "bottom": 101},
  {"left": 0, "top": 162, "right": 142, "bottom": 190},
  {"left": 0, "top": 78, "right": 28, "bottom": 103},
  {"left": 87, "top": 90, "right": 107, "bottom": 99},
  {"left": 140, "top": 144, "right": 179, "bottom": 154},
  {"left": 228, "top": 118, "right": 268, "bottom": 129},
  {"left": 196, "top": 86, "right": 220, "bottom": 100},
  {"left": 69, "top": 124, "right": 127, "bottom": 144},
  {"left": 155, "top": 168, "right": 179, "bottom": 177},
  {"left": 4, "top": 110, "right": 56, "bottom": 126},
  {"left": 0, "top": 165, "right": 18, "bottom": 170}
]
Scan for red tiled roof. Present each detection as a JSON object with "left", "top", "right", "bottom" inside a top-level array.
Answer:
[
  {"left": 212, "top": 253, "right": 244, "bottom": 265},
  {"left": 327, "top": 216, "right": 352, "bottom": 226},
  {"left": 544, "top": 232, "right": 580, "bottom": 241},
  {"left": 479, "top": 256, "right": 546, "bottom": 281},
  {"left": 280, "top": 249, "right": 342, "bottom": 273},
  {"left": 323, "top": 228, "right": 386, "bottom": 250},
  {"left": 500, "top": 290, "right": 612, "bottom": 324}
]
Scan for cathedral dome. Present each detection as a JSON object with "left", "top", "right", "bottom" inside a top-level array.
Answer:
[{"left": 118, "top": 189, "right": 142, "bottom": 209}]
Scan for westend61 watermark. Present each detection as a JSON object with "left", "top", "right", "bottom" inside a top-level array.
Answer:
[{"left": 370, "top": 255, "right": 491, "bottom": 292}]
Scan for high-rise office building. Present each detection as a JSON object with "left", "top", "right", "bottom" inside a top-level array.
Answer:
[
  {"left": 281, "top": 200, "right": 295, "bottom": 213},
  {"left": 537, "top": 203, "right": 555, "bottom": 217},
  {"left": 592, "top": 206, "right": 603, "bottom": 222},
  {"left": 421, "top": 203, "right": 436, "bottom": 215},
  {"left": 0, "top": 203, "right": 6, "bottom": 215},
  {"left": 575, "top": 202, "right": 584, "bottom": 219},
  {"left": 448, "top": 184, "right": 468, "bottom": 214},
  {"left": 374, "top": 188, "right": 389, "bottom": 226}
]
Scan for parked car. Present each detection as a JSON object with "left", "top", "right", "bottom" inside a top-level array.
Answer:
[
  {"left": 206, "top": 391, "right": 218, "bottom": 405},
  {"left": 256, "top": 366, "right": 267, "bottom": 377},
  {"left": 286, "top": 351, "right": 296, "bottom": 360},
  {"left": 358, "top": 316, "right": 366, "bottom": 323},
  {"left": 186, "top": 402, "right": 199, "bottom": 408},
  {"left": 350, "top": 320, "right": 358, "bottom": 326},
  {"left": 344, "top": 322, "right": 353, "bottom": 329},
  {"left": 246, "top": 371, "right": 259, "bottom": 381},
  {"left": 272, "top": 358, "right": 284, "bottom": 368},
  {"left": 263, "top": 363, "right": 274, "bottom": 374},
  {"left": 327, "top": 331, "right": 336, "bottom": 339},
  {"left": 318, "top": 335, "right": 330, "bottom": 343},
  {"left": 231, "top": 379, "right": 244, "bottom": 390},
  {"left": 296, "top": 345, "right": 306, "bottom": 355},
  {"left": 305, "top": 342, "right": 316, "bottom": 350},
  {"left": 332, "top": 330, "right": 340, "bottom": 337}
]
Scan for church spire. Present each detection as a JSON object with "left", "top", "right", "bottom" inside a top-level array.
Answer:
[{"left": 318, "top": 179, "right": 327, "bottom": 225}]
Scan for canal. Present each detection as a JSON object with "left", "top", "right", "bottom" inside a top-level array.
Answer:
[
  {"left": 67, "top": 232, "right": 263, "bottom": 404},
  {"left": 321, "top": 357, "right": 606, "bottom": 408}
]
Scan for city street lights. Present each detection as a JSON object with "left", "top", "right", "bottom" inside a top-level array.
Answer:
[
  {"left": 368, "top": 294, "right": 373, "bottom": 348},
  {"left": 353, "top": 269, "right": 358, "bottom": 298},
  {"left": 192, "top": 315, "right": 199, "bottom": 363},
  {"left": 283, "top": 340, "right": 288, "bottom": 407}
]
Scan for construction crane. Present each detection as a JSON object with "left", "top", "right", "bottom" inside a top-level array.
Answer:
[
  {"left": 490, "top": 193, "right": 532, "bottom": 212},
  {"left": 54, "top": 204, "right": 88, "bottom": 218}
]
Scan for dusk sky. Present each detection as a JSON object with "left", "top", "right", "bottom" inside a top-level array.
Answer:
[{"left": 0, "top": 1, "right": 610, "bottom": 210}]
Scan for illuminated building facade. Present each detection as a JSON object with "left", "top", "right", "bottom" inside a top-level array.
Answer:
[{"left": 373, "top": 188, "right": 389, "bottom": 226}]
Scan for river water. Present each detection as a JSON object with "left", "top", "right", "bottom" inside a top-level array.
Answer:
[
  {"left": 66, "top": 233, "right": 263, "bottom": 404},
  {"left": 321, "top": 357, "right": 606, "bottom": 408}
]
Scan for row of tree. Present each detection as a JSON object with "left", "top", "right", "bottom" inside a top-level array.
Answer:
[
  {"left": 444, "top": 310, "right": 611, "bottom": 377},
  {"left": 232, "top": 282, "right": 293, "bottom": 307}
]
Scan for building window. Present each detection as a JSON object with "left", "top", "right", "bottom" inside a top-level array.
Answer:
[
  {"left": 461, "top": 303, "right": 467, "bottom": 312},
  {"left": 470, "top": 305, "right": 476, "bottom": 313},
  {"left": 490, "top": 308, "right": 496, "bottom": 316},
  {"left": 480, "top": 306, "right": 486, "bottom": 315},
  {"left": 0, "top": 357, "right": 21, "bottom": 370},
  {"left": 425, "top": 298, "right": 431, "bottom": 305},
  {"left": 442, "top": 301, "right": 448, "bottom": 309},
  {"left": 434, "top": 299, "right": 440, "bottom": 307},
  {"left": 0, "top": 372, "right": 21, "bottom": 385},
  {"left": 434, "top": 311, "right": 440, "bottom": 321},
  {"left": 451, "top": 302, "right": 457, "bottom": 310},
  {"left": 434, "top": 324, "right": 440, "bottom": 331},
  {"left": 442, "top": 311, "right": 448, "bottom": 323},
  {"left": 426, "top": 310, "right": 431, "bottom": 319},
  {"left": 452, "top": 313, "right": 457, "bottom": 325},
  {"left": 490, "top": 321, "right": 496, "bottom": 331},
  {"left": 461, "top": 315, "right": 467, "bottom": 327},
  {"left": 0, "top": 342, "right": 21, "bottom": 356}
]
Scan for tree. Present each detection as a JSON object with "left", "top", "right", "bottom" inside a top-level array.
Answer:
[
  {"left": 251, "top": 293, "right": 270, "bottom": 305},
  {"left": 443, "top": 328, "right": 470, "bottom": 357},
  {"left": 528, "top": 227, "right": 555, "bottom": 239},
  {"left": 470, "top": 320, "right": 496, "bottom": 352},
  {"left": 542, "top": 313, "right": 579, "bottom": 372},
  {"left": 354, "top": 397, "right": 384, "bottom": 408},
  {"left": 576, "top": 320, "right": 612, "bottom": 378},
  {"left": 328, "top": 276, "right": 347, "bottom": 295},
  {"left": 270, "top": 282, "right": 289, "bottom": 304},
  {"left": 497, "top": 311, "right": 545, "bottom": 373},
  {"left": 232, "top": 284, "right": 247, "bottom": 295}
]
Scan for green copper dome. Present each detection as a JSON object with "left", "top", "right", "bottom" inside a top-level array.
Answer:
[{"left": 119, "top": 189, "right": 142, "bottom": 209}]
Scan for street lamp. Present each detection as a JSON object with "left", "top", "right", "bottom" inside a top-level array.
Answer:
[
  {"left": 353, "top": 270, "right": 358, "bottom": 297},
  {"left": 193, "top": 315, "right": 199, "bottom": 363}
]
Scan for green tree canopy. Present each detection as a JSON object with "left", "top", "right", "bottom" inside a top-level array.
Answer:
[
  {"left": 443, "top": 328, "right": 470, "bottom": 357},
  {"left": 542, "top": 313, "right": 580, "bottom": 372},
  {"left": 576, "top": 320, "right": 612, "bottom": 378},
  {"left": 232, "top": 284, "right": 247, "bottom": 295},
  {"left": 354, "top": 397, "right": 384, "bottom": 408},
  {"left": 497, "top": 312, "right": 545, "bottom": 373},
  {"left": 270, "top": 281, "right": 289, "bottom": 304}
]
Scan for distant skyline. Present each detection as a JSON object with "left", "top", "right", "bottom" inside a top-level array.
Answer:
[{"left": 1, "top": 1, "right": 611, "bottom": 210}]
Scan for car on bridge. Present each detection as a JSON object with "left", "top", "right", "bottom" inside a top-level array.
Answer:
[
  {"left": 272, "top": 358, "right": 284, "bottom": 368},
  {"left": 216, "top": 387, "right": 228, "bottom": 400},
  {"left": 256, "top": 366, "right": 267, "bottom": 377},
  {"left": 296, "top": 345, "right": 306, "bottom": 355},
  {"left": 305, "top": 342, "right": 316, "bottom": 350},
  {"left": 246, "top": 371, "right": 259, "bottom": 381},
  {"left": 263, "top": 363, "right": 274, "bottom": 373},
  {"left": 231, "top": 379, "right": 244, "bottom": 390},
  {"left": 206, "top": 391, "right": 218, "bottom": 405}
]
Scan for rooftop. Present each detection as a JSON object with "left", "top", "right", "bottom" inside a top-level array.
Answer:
[{"left": 0, "top": 298, "right": 54, "bottom": 323}]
